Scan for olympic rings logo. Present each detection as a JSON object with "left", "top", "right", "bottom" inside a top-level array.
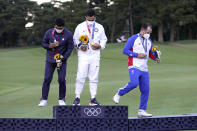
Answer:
[{"left": 84, "top": 108, "right": 102, "bottom": 116}]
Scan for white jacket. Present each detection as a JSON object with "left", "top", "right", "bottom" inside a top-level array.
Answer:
[
  {"left": 123, "top": 34, "right": 156, "bottom": 72},
  {"left": 73, "top": 21, "right": 107, "bottom": 58}
]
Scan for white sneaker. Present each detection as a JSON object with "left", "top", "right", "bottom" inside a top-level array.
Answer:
[
  {"left": 113, "top": 93, "right": 120, "bottom": 104},
  {"left": 38, "top": 100, "right": 47, "bottom": 107},
  {"left": 58, "top": 100, "right": 66, "bottom": 106},
  {"left": 138, "top": 110, "right": 152, "bottom": 117}
]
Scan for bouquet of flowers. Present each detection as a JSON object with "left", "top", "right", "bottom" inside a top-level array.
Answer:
[
  {"left": 54, "top": 53, "right": 63, "bottom": 70},
  {"left": 152, "top": 46, "right": 161, "bottom": 59},
  {"left": 79, "top": 35, "right": 89, "bottom": 46}
]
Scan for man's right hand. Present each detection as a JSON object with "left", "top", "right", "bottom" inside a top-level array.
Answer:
[
  {"left": 137, "top": 53, "right": 147, "bottom": 59},
  {"left": 80, "top": 45, "right": 87, "bottom": 51}
]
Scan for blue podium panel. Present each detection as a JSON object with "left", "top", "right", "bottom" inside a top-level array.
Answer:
[
  {"left": 129, "top": 115, "right": 197, "bottom": 131},
  {"left": 53, "top": 106, "right": 128, "bottom": 119},
  {"left": 0, "top": 118, "right": 56, "bottom": 131},
  {"left": 56, "top": 118, "right": 128, "bottom": 131}
]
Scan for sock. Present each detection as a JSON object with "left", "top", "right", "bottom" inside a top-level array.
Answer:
[
  {"left": 76, "top": 94, "right": 80, "bottom": 98},
  {"left": 91, "top": 95, "right": 95, "bottom": 99}
]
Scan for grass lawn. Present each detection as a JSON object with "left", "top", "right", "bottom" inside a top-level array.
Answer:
[{"left": 0, "top": 40, "right": 197, "bottom": 118}]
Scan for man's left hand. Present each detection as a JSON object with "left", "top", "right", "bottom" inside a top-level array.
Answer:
[
  {"left": 156, "top": 58, "right": 160, "bottom": 63},
  {"left": 91, "top": 43, "right": 101, "bottom": 50}
]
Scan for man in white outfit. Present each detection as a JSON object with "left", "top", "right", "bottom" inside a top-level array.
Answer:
[{"left": 73, "top": 9, "right": 107, "bottom": 106}]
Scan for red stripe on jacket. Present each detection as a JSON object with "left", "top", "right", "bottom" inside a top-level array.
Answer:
[{"left": 128, "top": 48, "right": 133, "bottom": 66}]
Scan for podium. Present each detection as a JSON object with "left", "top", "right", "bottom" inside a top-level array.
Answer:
[
  {"left": 1, "top": 106, "right": 197, "bottom": 131},
  {"left": 53, "top": 106, "right": 128, "bottom": 131},
  {"left": 0, "top": 118, "right": 56, "bottom": 131}
]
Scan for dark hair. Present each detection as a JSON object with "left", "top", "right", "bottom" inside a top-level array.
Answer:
[
  {"left": 141, "top": 23, "right": 152, "bottom": 30},
  {"left": 86, "top": 9, "right": 96, "bottom": 17},
  {"left": 54, "top": 18, "right": 65, "bottom": 27}
]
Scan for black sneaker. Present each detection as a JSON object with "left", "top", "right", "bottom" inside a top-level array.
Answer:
[
  {"left": 89, "top": 98, "right": 100, "bottom": 106},
  {"left": 73, "top": 97, "right": 80, "bottom": 105}
]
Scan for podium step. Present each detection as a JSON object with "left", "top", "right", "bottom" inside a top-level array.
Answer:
[
  {"left": 57, "top": 118, "right": 128, "bottom": 131},
  {"left": 53, "top": 105, "right": 128, "bottom": 119},
  {"left": 0, "top": 118, "right": 56, "bottom": 131},
  {"left": 53, "top": 106, "right": 128, "bottom": 131},
  {"left": 129, "top": 114, "right": 197, "bottom": 131}
]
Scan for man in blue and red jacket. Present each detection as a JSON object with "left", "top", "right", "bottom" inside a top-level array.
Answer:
[
  {"left": 38, "top": 18, "right": 74, "bottom": 107},
  {"left": 113, "top": 23, "right": 160, "bottom": 117}
]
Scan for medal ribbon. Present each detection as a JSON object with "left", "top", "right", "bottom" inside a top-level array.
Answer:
[
  {"left": 139, "top": 33, "right": 147, "bottom": 53},
  {"left": 51, "top": 29, "right": 59, "bottom": 54},
  {"left": 86, "top": 21, "right": 95, "bottom": 40}
]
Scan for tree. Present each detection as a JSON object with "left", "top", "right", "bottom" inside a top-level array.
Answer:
[
  {"left": 60, "top": 0, "right": 88, "bottom": 32},
  {"left": 89, "top": 0, "right": 130, "bottom": 42},
  {"left": 162, "top": 0, "right": 196, "bottom": 42},
  {"left": 1, "top": 0, "right": 197, "bottom": 47},
  {"left": 32, "top": 2, "right": 62, "bottom": 45},
  {"left": 0, "top": 0, "right": 37, "bottom": 47}
]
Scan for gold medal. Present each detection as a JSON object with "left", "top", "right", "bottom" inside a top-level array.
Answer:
[
  {"left": 90, "top": 41, "right": 95, "bottom": 46},
  {"left": 55, "top": 41, "right": 59, "bottom": 46}
]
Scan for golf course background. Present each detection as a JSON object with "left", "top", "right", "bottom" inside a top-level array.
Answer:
[{"left": 0, "top": 40, "right": 197, "bottom": 118}]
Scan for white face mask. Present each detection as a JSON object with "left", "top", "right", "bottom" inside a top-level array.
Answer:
[
  {"left": 55, "top": 28, "right": 63, "bottom": 33},
  {"left": 143, "top": 33, "right": 150, "bottom": 39},
  {"left": 87, "top": 20, "right": 95, "bottom": 26}
]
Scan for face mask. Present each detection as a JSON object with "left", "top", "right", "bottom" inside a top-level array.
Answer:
[
  {"left": 87, "top": 20, "right": 95, "bottom": 26},
  {"left": 55, "top": 28, "right": 63, "bottom": 33},
  {"left": 143, "top": 33, "right": 150, "bottom": 39}
]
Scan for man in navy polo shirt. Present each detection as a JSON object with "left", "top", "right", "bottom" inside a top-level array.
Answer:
[{"left": 38, "top": 18, "right": 74, "bottom": 107}]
